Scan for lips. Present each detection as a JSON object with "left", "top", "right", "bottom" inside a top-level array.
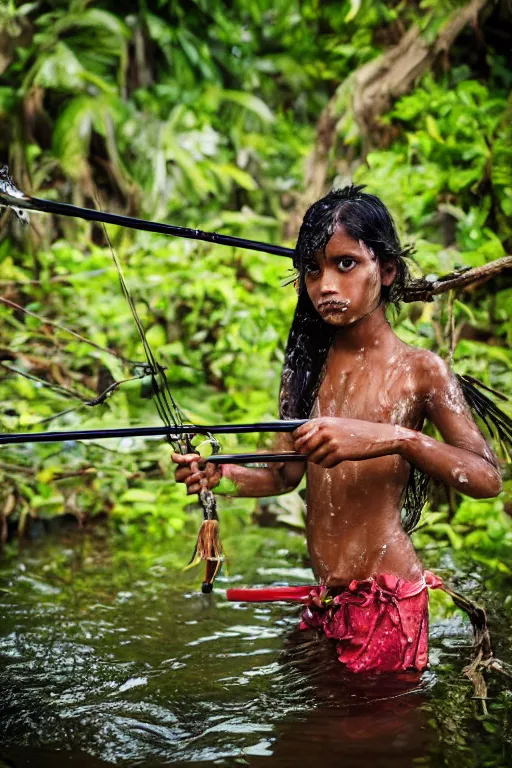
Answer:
[{"left": 318, "top": 300, "right": 349, "bottom": 312}]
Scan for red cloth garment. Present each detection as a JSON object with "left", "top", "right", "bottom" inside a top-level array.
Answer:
[{"left": 299, "top": 571, "right": 444, "bottom": 673}]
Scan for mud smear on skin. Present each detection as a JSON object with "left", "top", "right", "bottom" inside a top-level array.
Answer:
[{"left": 303, "top": 337, "right": 430, "bottom": 584}]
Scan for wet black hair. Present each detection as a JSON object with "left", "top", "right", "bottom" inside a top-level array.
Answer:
[
  {"left": 280, "top": 185, "right": 413, "bottom": 421},
  {"left": 279, "top": 185, "right": 425, "bottom": 532}
]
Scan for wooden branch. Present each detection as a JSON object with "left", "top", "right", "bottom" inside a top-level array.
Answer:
[
  {"left": 403, "top": 256, "right": 512, "bottom": 302},
  {"left": 284, "top": 100, "right": 340, "bottom": 238},
  {"left": 0, "top": 461, "right": 34, "bottom": 475}
]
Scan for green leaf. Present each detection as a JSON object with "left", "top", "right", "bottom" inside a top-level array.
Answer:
[
  {"left": 52, "top": 96, "right": 95, "bottom": 178},
  {"left": 345, "top": 0, "right": 362, "bottom": 22},
  {"left": 31, "top": 42, "right": 86, "bottom": 90},
  {"left": 221, "top": 90, "right": 274, "bottom": 123},
  {"left": 121, "top": 489, "right": 158, "bottom": 503},
  {"left": 217, "top": 163, "right": 258, "bottom": 191}
]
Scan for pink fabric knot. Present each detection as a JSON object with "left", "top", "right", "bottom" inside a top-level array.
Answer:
[
  {"left": 300, "top": 573, "right": 432, "bottom": 673},
  {"left": 424, "top": 570, "right": 444, "bottom": 590}
]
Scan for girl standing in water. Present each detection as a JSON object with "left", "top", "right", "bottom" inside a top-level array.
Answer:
[{"left": 173, "top": 186, "right": 502, "bottom": 672}]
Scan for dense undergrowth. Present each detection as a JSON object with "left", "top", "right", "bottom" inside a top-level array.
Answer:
[{"left": 0, "top": 0, "right": 511, "bottom": 573}]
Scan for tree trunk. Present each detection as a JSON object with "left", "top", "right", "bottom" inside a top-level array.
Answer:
[{"left": 285, "top": 0, "right": 492, "bottom": 240}]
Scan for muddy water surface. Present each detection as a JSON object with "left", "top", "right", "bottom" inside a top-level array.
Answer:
[{"left": 0, "top": 528, "right": 511, "bottom": 767}]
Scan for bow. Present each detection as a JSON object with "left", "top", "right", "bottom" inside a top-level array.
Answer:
[
  {"left": 1, "top": 167, "right": 511, "bottom": 568},
  {"left": 0, "top": 166, "right": 259, "bottom": 592},
  {"left": 102, "top": 225, "right": 226, "bottom": 592}
]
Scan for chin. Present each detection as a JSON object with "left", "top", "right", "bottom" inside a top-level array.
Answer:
[
  {"left": 325, "top": 318, "right": 351, "bottom": 327},
  {"left": 320, "top": 310, "right": 354, "bottom": 326}
]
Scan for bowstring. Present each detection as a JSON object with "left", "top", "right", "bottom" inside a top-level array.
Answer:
[
  {"left": 0, "top": 207, "right": 196, "bottom": 455},
  {"left": 98, "top": 217, "right": 223, "bottom": 578},
  {"left": 99, "top": 222, "right": 188, "bottom": 453},
  {"left": 0, "top": 295, "right": 136, "bottom": 365},
  {"left": 0, "top": 301, "right": 153, "bottom": 425},
  {"left": 0, "top": 361, "right": 150, "bottom": 427}
]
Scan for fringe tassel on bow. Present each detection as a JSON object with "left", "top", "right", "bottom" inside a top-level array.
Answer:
[{"left": 186, "top": 486, "right": 224, "bottom": 593}]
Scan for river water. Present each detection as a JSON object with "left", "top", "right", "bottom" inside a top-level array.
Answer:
[{"left": 0, "top": 526, "right": 511, "bottom": 767}]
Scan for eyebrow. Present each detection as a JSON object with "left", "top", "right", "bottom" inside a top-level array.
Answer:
[
  {"left": 323, "top": 250, "right": 361, "bottom": 262},
  {"left": 313, "top": 248, "right": 361, "bottom": 261}
]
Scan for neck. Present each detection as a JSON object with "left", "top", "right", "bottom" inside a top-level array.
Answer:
[{"left": 331, "top": 303, "right": 393, "bottom": 354}]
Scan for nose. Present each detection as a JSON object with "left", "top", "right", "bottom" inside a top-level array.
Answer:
[{"left": 318, "top": 269, "right": 339, "bottom": 296}]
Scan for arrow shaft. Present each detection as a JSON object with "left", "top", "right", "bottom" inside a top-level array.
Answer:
[
  {"left": 0, "top": 191, "right": 294, "bottom": 259},
  {"left": 0, "top": 420, "right": 306, "bottom": 445},
  {"left": 207, "top": 452, "right": 306, "bottom": 464}
]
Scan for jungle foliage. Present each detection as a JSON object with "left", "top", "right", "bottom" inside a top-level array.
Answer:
[{"left": 0, "top": 0, "right": 511, "bottom": 571}]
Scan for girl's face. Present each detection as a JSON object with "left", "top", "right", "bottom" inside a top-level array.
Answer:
[{"left": 304, "top": 225, "right": 396, "bottom": 327}]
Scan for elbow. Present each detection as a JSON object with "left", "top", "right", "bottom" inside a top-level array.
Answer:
[
  {"left": 469, "top": 468, "right": 503, "bottom": 499},
  {"left": 276, "top": 466, "right": 305, "bottom": 496},
  {"left": 276, "top": 475, "right": 302, "bottom": 496},
  {"left": 484, "top": 471, "right": 503, "bottom": 499},
  {"left": 277, "top": 478, "right": 301, "bottom": 495}
]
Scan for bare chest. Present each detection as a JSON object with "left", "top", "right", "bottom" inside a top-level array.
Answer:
[{"left": 313, "top": 358, "right": 425, "bottom": 429}]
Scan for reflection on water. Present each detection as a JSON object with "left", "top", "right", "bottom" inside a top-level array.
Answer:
[{"left": 0, "top": 528, "right": 511, "bottom": 767}]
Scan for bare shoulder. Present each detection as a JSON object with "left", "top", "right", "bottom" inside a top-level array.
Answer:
[{"left": 400, "top": 345, "right": 459, "bottom": 402}]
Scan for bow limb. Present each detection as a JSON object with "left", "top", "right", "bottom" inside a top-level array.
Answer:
[{"left": 98, "top": 216, "right": 224, "bottom": 593}]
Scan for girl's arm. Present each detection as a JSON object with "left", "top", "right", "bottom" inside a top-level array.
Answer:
[
  {"left": 401, "top": 354, "right": 502, "bottom": 498},
  {"left": 173, "top": 431, "right": 306, "bottom": 498},
  {"left": 292, "top": 355, "right": 502, "bottom": 499}
]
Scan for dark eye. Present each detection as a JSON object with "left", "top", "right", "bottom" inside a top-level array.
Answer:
[
  {"left": 337, "top": 258, "right": 356, "bottom": 272},
  {"left": 304, "top": 263, "right": 320, "bottom": 276}
]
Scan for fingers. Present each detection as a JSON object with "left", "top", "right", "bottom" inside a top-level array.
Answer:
[
  {"left": 292, "top": 420, "right": 319, "bottom": 441},
  {"left": 174, "top": 455, "right": 221, "bottom": 495},
  {"left": 182, "top": 471, "right": 206, "bottom": 495},
  {"left": 293, "top": 425, "right": 325, "bottom": 454},
  {"left": 316, "top": 453, "right": 342, "bottom": 469},
  {"left": 185, "top": 469, "right": 220, "bottom": 495},
  {"left": 172, "top": 453, "right": 205, "bottom": 484},
  {"left": 173, "top": 452, "right": 203, "bottom": 487},
  {"left": 172, "top": 452, "right": 201, "bottom": 465},
  {"left": 307, "top": 442, "right": 335, "bottom": 466},
  {"left": 176, "top": 468, "right": 203, "bottom": 485},
  {"left": 174, "top": 466, "right": 192, "bottom": 482},
  {"left": 204, "top": 463, "right": 220, "bottom": 482},
  {"left": 293, "top": 422, "right": 342, "bottom": 467}
]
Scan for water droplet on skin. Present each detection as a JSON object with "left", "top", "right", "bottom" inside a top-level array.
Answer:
[{"left": 452, "top": 467, "right": 469, "bottom": 484}]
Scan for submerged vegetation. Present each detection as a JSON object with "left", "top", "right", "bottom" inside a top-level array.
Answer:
[{"left": 0, "top": 0, "right": 510, "bottom": 574}]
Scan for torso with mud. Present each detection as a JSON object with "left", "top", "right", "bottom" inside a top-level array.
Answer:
[{"left": 306, "top": 334, "right": 430, "bottom": 587}]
